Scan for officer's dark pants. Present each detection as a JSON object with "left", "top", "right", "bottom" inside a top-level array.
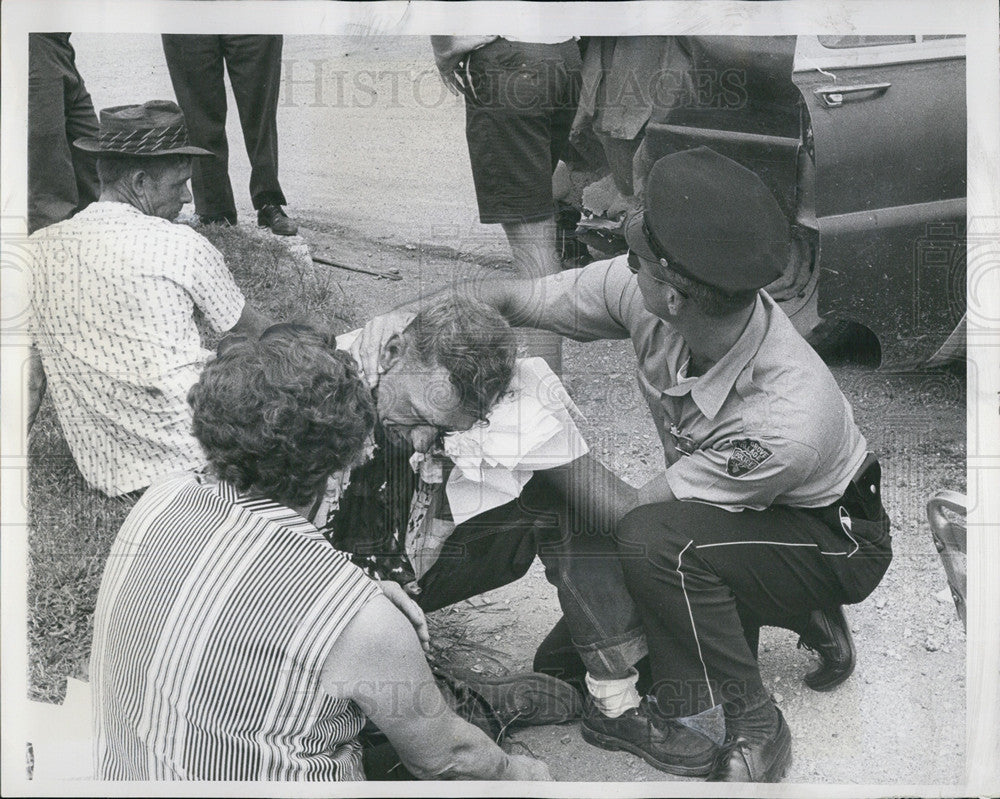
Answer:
[
  {"left": 615, "top": 499, "right": 892, "bottom": 719},
  {"left": 28, "top": 34, "right": 101, "bottom": 234},
  {"left": 415, "top": 455, "right": 647, "bottom": 680},
  {"left": 161, "top": 34, "right": 286, "bottom": 219}
]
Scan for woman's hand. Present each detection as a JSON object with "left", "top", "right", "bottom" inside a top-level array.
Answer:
[{"left": 353, "top": 310, "right": 415, "bottom": 387}]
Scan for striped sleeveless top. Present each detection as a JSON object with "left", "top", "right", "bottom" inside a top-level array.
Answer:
[{"left": 91, "top": 471, "right": 381, "bottom": 780}]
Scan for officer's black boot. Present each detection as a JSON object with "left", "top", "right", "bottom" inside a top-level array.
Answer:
[
  {"left": 709, "top": 697, "right": 792, "bottom": 783},
  {"left": 794, "top": 605, "right": 856, "bottom": 691}
]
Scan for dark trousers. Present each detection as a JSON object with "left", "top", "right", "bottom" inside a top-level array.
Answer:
[
  {"left": 615, "top": 498, "right": 892, "bottom": 719},
  {"left": 161, "top": 34, "right": 286, "bottom": 218},
  {"left": 415, "top": 456, "right": 646, "bottom": 680},
  {"left": 28, "top": 34, "right": 100, "bottom": 234}
]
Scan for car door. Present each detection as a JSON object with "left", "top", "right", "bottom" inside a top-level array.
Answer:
[{"left": 791, "top": 35, "right": 966, "bottom": 367}]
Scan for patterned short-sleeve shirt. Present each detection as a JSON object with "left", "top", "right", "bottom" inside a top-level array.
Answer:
[
  {"left": 532, "top": 255, "right": 868, "bottom": 510},
  {"left": 91, "top": 471, "right": 382, "bottom": 780},
  {"left": 28, "top": 202, "right": 245, "bottom": 495}
]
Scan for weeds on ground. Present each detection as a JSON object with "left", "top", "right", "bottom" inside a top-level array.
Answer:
[{"left": 27, "top": 227, "right": 360, "bottom": 703}]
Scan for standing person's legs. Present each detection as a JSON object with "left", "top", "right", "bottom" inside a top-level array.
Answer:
[
  {"left": 161, "top": 34, "right": 237, "bottom": 223},
  {"left": 28, "top": 35, "right": 98, "bottom": 233},
  {"left": 465, "top": 40, "right": 581, "bottom": 374},
  {"left": 61, "top": 40, "right": 100, "bottom": 213},
  {"left": 221, "top": 34, "right": 286, "bottom": 210}
]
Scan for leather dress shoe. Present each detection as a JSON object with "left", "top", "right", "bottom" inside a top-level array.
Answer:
[
  {"left": 581, "top": 697, "right": 718, "bottom": 777},
  {"left": 708, "top": 707, "right": 792, "bottom": 782},
  {"left": 257, "top": 204, "right": 298, "bottom": 236},
  {"left": 797, "top": 605, "right": 856, "bottom": 691}
]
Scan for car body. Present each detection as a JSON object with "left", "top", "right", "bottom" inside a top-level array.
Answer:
[{"left": 572, "top": 35, "right": 966, "bottom": 368}]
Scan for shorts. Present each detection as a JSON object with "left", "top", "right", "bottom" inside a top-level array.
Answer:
[{"left": 464, "top": 38, "right": 582, "bottom": 224}]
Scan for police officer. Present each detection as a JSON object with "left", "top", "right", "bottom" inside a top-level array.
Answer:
[{"left": 356, "top": 146, "right": 892, "bottom": 782}]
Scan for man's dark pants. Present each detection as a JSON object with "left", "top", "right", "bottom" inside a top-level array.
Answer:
[
  {"left": 28, "top": 34, "right": 101, "bottom": 234},
  {"left": 615, "top": 497, "right": 892, "bottom": 719},
  {"left": 161, "top": 34, "right": 286, "bottom": 219}
]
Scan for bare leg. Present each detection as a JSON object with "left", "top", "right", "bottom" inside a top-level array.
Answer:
[{"left": 502, "top": 217, "right": 563, "bottom": 375}]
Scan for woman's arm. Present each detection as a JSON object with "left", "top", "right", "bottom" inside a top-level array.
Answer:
[{"left": 320, "top": 593, "right": 549, "bottom": 781}]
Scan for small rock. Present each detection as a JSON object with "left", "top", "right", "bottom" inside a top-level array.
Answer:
[
  {"left": 774, "top": 676, "right": 781, "bottom": 683},
  {"left": 471, "top": 663, "right": 484, "bottom": 673},
  {"left": 560, "top": 735, "right": 571, "bottom": 745},
  {"left": 925, "top": 638, "right": 940, "bottom": 652},
  {"left": 773, "top": 692, "right": 784, "bottom": 704},
  {"left": 404, "top": 243, "right": 417, "bottom": 251},
  {"left": 875, "top": 596, "right": 887, "bottom": 609},
  {"left": 934, "top": 587, "right": 953, "bottom": 604}
]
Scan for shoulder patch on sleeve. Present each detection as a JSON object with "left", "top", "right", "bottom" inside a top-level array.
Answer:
[{"left": 726, "top": 438, "right": 773, "bottom": 477}]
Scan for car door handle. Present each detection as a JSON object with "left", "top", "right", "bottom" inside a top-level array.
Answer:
[{"left": 814, "top": 82, "right": 891, "bottom": 108}]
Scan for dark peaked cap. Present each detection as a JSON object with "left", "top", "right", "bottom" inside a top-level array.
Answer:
[{"left": 625, "top": 147, "right": 789, "bottom": 293}]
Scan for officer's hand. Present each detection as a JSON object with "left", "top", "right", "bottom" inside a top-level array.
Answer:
[
  {"left": 354, "top": 310, "right": 415, "bottom": 388},
  {"left": 378, "top": 580, "right": 430, "bottom": 654},
  {"left": 504, "top": 754, "right": 552, "bottom": 781}
]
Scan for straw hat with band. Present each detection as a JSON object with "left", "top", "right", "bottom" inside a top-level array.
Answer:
[
  {"left": 624, "top": 147, "right": 790, "bottom": 294},
  {"left": 74, "top": 100, "right": 212, "bottom": 158}
]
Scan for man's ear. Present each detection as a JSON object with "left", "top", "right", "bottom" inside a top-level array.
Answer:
[
  {"left": 130, "top": 168, "right": 150, "bottom": 196},
  {"left": 378, "top": 333, "right": 408, "bottom": 374}
]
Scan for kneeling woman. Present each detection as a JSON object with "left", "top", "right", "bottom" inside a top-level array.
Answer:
[{"left": 90, "top": 325, "right": 547, "bottom": 781}]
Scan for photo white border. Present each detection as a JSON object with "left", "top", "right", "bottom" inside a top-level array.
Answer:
[{"left": 2, "top": 1, "right": 997, "bottom": 796}]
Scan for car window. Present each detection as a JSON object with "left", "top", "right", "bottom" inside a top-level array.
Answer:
[{"left": 818, "top": 35, "right": 916, "bottom": 49}]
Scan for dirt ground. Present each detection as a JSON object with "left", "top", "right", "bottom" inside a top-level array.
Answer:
[{"left": 69, "top": 33, "right": 967, "bottom": 786}]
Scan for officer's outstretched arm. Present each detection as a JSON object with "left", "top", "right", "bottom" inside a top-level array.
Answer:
[
  {"left": 637, "top": 471, "right": 678, "bottom": 506},
  {"left": 353, "top": 276, "right": 550, "bottom": 382}
]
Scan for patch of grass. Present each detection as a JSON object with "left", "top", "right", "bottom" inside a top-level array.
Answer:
[
  {"left": 27, "top": 227, "right": 354, "bottom": 703},
  {"left": 199, "top": 225, "right": 362, "bottom": 340}
]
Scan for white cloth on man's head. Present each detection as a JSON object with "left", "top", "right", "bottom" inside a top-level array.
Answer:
[
  {"left": 440, "top": 356, "right": 588, "bottom": 524},
  {"left": 27, "top": 202, "right": 245, "bottom": 495}
]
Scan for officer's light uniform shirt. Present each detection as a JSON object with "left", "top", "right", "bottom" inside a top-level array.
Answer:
[
  {"left": 28, "top": 202, "right": 246, "bottom": 496},
  {"left": 534, "top": 256, "right": 868, "bottom": 511}
]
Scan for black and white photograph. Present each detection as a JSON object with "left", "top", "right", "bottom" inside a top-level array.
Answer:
[{"left": 2, "top": 1, "right": 998, "bottom": 795}]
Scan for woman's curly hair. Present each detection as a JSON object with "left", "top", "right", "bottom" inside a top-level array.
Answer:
[{"left": 188, "top": 324, "right": 375, "bottom": 508}]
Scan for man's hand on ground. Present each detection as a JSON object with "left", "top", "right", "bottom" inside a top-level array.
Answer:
[
  {"left": 353, "top": 310, "right": 414, "bottom": 387},
  {"left": 379, "top": 580, "right": 430, "bottom": 654}
]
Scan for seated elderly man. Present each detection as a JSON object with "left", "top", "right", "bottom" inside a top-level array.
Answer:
[
  {"left": 90, "top": 325, "right": 549, "bottom": 781},
  {"left": 318, "top": 296, "right": 649, "bottom": 735},
  {"left": 27, "top": 99, "right": 270, "bottom": 496}
]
